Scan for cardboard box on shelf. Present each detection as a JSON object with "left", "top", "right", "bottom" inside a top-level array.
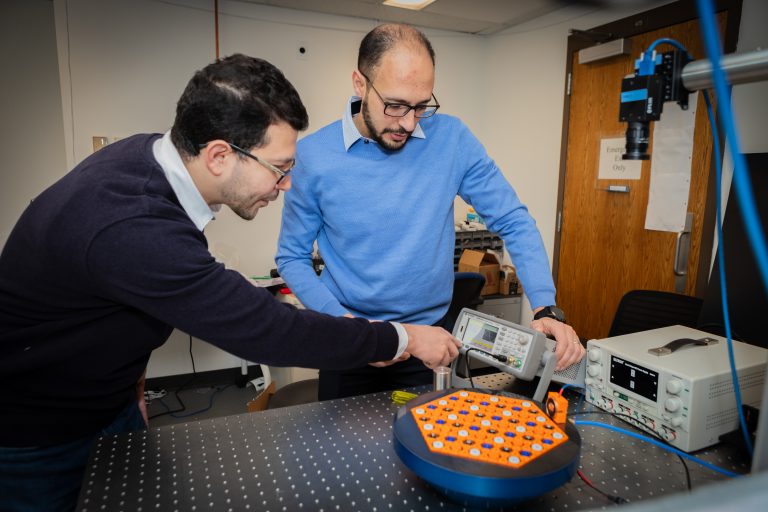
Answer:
[
  {"left": 458, "top": 249, "right": 500, "bottom": 296},
  {"left": 499, "top": 264, "right": 519, "bottom": 296}
]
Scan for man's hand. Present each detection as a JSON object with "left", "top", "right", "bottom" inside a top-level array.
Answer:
[
  {"left": 136, "top": 369, "right": 149, "bottom": 426},
  {"left": 369, "top": 352, "right": 411, "bottom": 367},
  {"left": 400, "top": 324, "right": 462, "bottom": 369},
  {"left": 530, "top": 317, "right": 585, "bottom": 371}
]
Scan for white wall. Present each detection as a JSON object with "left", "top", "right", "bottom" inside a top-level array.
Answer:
[{"left": 0, "top": 0, "right": 68, "bottom": 248}]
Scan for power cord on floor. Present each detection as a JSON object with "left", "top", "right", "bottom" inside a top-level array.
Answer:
[
  {"left": 156, "top": 384, "right": 233, "bottom": 419},
  {"left": 144, "top": 389, "right": 167, "bottom": 402},
  {"left": 148, "top": 335, "right": 197, "bottom": 420}
]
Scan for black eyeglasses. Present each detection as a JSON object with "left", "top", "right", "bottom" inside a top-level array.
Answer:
[
  {"left": 360, "top": 72, "right": 440, "bottom": 119},
  {"left": 198, "top": 142, "right": 294, "bottom": 184}
]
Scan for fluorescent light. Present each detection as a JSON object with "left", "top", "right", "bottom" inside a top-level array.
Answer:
[{"left": 382, "top": 0, "right": 437, "bottom": 11}]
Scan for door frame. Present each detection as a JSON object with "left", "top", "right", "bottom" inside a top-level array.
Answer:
[{"left": 551, "top": 0, "right": 743, "bottom": 298}]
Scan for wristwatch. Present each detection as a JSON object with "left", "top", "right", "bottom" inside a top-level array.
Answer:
[{"left": 533, "top": 305, "right": 566, "bottom": 323}]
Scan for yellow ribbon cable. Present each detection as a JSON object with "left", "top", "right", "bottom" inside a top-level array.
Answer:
[{"left": 391, "top": 390, "right": 418, "bottom": 405}]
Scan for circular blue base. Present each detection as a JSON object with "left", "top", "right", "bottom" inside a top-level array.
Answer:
[{"left": 392, "top": 389, "right": 581, "bottom": 508}]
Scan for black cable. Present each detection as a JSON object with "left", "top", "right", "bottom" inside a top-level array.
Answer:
[
  {"left": 559, "top": 386, "right": 587, "bottom": 414},
  {"left": 153, "top": 383, "right": 233, "bottom": 420},
  {"left": 681, "top": 449, "right": 693, "bottom": 490},
  {"left": 464, "top": 349, "right": 475, "bottom": 388},
  {"left": 577, "top": 468, "right": 628, "bottom": 504},
  {"left": 148, "top": 335, "right": 198, "bottom": 420},
  {"left": 188, "top": 334, "right": 196, "bottom": 373},
  {"left": 168, "top": 384, "right": 233, "bottom": 418},
  {"left": 463, "top": 347, "right": 509, "bottom": 389},
  {"left": 148, "top": 374, "right": 197, "bottom": 420},
  {"left": 571, "top": 410, "right": 692, "bottom": 491},
  {"left": 463, "top": 347, "right": 503, "bottom": 387},
  {"left": 570, "top": 406, "right": 632, "bottom": 504},
  {"left": 151, "top": 394, "right": 185, "bottom": 419}
]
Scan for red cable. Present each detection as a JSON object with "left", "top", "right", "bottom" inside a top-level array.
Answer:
[
  {"left": 577, "top": 468, "right": 627, "bottom": 503},
  {"left": 577, "top": 469, "right": 594, "bottom": 487}
]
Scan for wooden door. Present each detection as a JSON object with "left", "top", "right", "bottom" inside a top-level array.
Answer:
[{"left": 553, "top": 4, "right": 739, "bottom": 341}]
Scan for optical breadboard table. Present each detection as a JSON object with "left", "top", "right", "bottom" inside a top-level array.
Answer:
[
  {"left": 393, "top": 389, "right": 581, "bottom": 507},
  {"left": 77, "top": 383, "right": 750, "bottom": 512}
]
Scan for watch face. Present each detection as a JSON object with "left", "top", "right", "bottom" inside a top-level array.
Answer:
[
  {"left": 550, "top": 306, "right": 565, "bottom": 322},
  {"left": 536, "top": 306, "right": 565, "bottom": 322}
]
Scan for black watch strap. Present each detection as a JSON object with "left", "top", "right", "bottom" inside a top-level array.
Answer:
[{"left": 533, "top": 305, "right": 566, "bottom": 323}]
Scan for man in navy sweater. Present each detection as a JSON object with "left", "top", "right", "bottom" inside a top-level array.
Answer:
[{"left": 0, "top": 54, "right": 460, "bottom": 512}]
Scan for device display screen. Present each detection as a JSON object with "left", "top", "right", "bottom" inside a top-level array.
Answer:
[
  {"left": 610, "top": 356, "right": 658, "bottom": 403},
  {"left": 463, "top": 318, "right": 499, "bottom": 352}
]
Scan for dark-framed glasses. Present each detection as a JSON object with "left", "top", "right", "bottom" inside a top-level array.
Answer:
[
  {"left": 198, "top": 142, "right": 294, "bottom": 184},
  {"left": 360, "top": 72, "right": 440, "bottom": 119}
]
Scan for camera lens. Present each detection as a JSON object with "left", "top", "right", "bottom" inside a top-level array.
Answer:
[{"left": 623, "top": 121, "right": 650, "bottom": 160}]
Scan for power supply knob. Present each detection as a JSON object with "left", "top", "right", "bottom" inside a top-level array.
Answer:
[
  {"left": 585, "top": 377, "right": 594, "bottom": 386},
  {"left": 587, "top": 365, "right": 601, "bottom": 378},
  {"left": 666, "top": 379, "right": 683, "bottom": 395},
  {"left": 664, "top": 397, "right": 682, "bottom": 413},
  {"left": 671, "top": 416, "right": 684, "bottom": 427},
  {"left": 588, "top": 348, "right": 602, "bottom": 362}
]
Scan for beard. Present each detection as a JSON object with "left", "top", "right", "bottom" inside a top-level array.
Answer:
[
  {"left": 221, "top": 168, "right": 272, "bottom": 221},
  {"left": 229, "top": 203, "right": 258, "bottom": 221},
  {"left": 225, "top": 193, "right": 260, "bottom": 220},
  {"left": 362, "top": 99, "right": 411, "bottom": 151}
]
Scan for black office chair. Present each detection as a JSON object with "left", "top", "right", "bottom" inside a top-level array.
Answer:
[
  {"left": 608, "top": 289, "right": 703, "bottom": 337},
  {"left": 445, "top": 272, "right": 486, "bottom": 332}
]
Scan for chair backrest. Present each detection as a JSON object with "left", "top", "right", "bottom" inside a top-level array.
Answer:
[
  {"left": 446, "top": 272, "right": 485, "bottom": 332},
  {"left": 608, "top": 289, "right": 703, "bottom": 338}
]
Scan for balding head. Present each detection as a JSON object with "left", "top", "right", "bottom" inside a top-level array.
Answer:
[{"left": 357, "top": 23, "right": 435, "bottom": 79}]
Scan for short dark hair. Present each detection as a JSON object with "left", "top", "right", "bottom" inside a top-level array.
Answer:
[
  {"left": 357, "top": 23, "right": 435, "bottom": 79},
  {"left": 171, "top": 54, "right": 308, "bottom": 159}
]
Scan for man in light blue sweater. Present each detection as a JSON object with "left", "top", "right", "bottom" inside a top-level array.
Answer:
[{"left": 277, "top": 24, "right": 584, "bottom": 400}]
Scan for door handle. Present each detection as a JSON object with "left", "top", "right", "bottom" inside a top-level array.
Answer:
[
  {"left": 673, "top": 231, "right": 689, "bottom": 276},
  {"left": 673, "top": 213, "right": 694, "bottom": 277}
]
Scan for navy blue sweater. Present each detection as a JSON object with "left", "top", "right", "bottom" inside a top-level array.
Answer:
[{"left": 0, "top": 134, "right": 398, "bottom": 446}]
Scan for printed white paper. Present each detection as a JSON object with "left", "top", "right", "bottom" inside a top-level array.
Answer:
[{"left": 645, "top": 92, "right": 698, "bottom": 232}]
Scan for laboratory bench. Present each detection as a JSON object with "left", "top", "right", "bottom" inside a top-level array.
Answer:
[{"left": 76, "top": 376, "right": 752, "bottom": 512}]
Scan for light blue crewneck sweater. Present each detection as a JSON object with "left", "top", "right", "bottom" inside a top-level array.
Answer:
[{"left": 276, "top": 108, "right": 555, "bottom": 325}]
